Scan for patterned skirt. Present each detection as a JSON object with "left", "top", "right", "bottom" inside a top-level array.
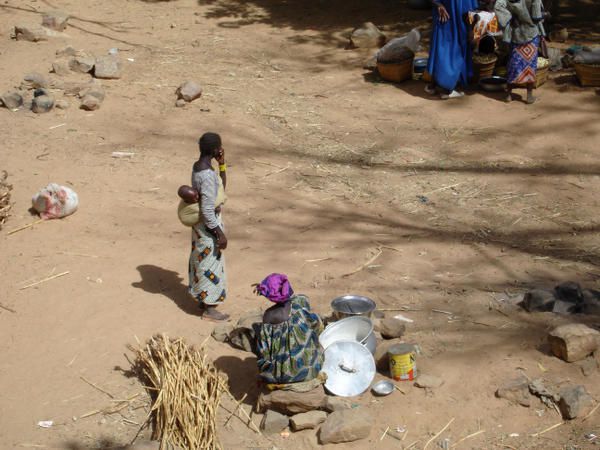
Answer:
[
  {"left": 507, "top": 36, "right": 539, "bottom": 85},
  {"left": 255, "top": 296, "right": 324, "bottom": 384},
  {"left": 188, "top": 218, "right": 226, "bottom": 305}
]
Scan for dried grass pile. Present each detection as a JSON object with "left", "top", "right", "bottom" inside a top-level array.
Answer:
[
  {"left": 131, "top": 334, "right": 228, "bottom": 450},
  {"left": 0, "top": 171, "right": 12, "bottom": 230}
]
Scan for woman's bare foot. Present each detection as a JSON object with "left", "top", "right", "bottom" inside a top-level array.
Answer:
[
  {"left": 202, "top": 305, "right": 230, "bottom": 322},
  {"left": 526, "top": 92, "right": 536, "bottom": 104},
  {"left": 505, "top": 93, "right": 513, "bottom": 103}
]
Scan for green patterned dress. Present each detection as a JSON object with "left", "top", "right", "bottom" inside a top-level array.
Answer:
[{"left": 255, "top": 295, "right": 324, "bottom": 384}]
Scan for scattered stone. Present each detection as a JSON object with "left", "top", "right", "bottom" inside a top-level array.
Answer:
[
  {"left": 583, "top": 289, "right": 600, "bottom": 315},
  {"left": 1, "top": 91, "right": 24, "bottom": 110},
  {"left": 290, "top": 410, "right": 328, "bottom": 431},
  {"left": 260, "top": 409, "right": 289, "bottom": 434},
  {"left": 258, "top": 388, "right": 328, "bottom": 415},
  {"left": 176, "top": 81, "right": 202, "bottom": 102},
  {"left": 374, "top": 338, "right": 403, "bottom": 371},
  {"left": 229, "top": 310, "right": 262, "bottom": 353},
  {"left": 52, "top": 59, "right": 71, "bottom": 76},
  {"left": 175, "top": 99, "right": 187, "bottom": 108},
  {"left": 522, "top": 289, "right": 555, "bottom": 312},
  {"left": 14, "top": 25, "right": 50, "bottom": 42},
  {"left": 34, "top": 88, "right": 50, "bottom": 98},
  {"left": 324, "top": 396, "right": 352, "bottom": 413},
  {"left": 348, "top": 22, "right": 386, "bottom": 49},
  {"left": 32, "top": 95, "right": 54, "bottom": 113},
  {"left": 528, "top": 378, "right": 560, "bottom": 409},
  {"left": 380, "top": 318, "right": 406, "bottom": 339},
  {"left": 56, "top": 46, "right": 77, "bottom": 57},
  {"left": 319, "top": 409, "right": 373, "bottom": 444},
  {"left": 578, "top": 356, "right": 598, "bottom": 376},
  {"left": 94, "top": 56, "right": 123, "bottom": 79},
  {"left": 79, "top": 83, "right": 105, "bottom": 102},
  {"left": 553, "top": 300, "right": 577, "bottom": 314},
  {"left": 414, "top": 374, "right": 444, "bottom": 389},
  {"left": 558, "top": 385, "right": 594, "bottom": 419},
  {"left": 211, "top": 323, "right": 234, "bottom": 343},
  {"left": 55, "top": 99, "right": 70, "bottom": 110},
  {"left": 69, "top": 51, "right": 96, "bottom": 74},
  {"left": 495, "top": 375, "right": 531, "bottom": 407},
  {"left": 42, "top": 11, "right": 69, "bottom": 31},
  {"left": 548, "top": 323, "right": 600, "bottom": 362},
  {"left": 23, "top": 73, "right": 48, "bottom": 89},
  {"left": 80, "top": 95, "right": 102, "bottom": 111}
]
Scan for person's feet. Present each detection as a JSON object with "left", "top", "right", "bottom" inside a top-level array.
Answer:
[
  {"left": 202, "top": 305, "right": 230, "bottom": 322},
  {"left": 440, "top": 90, "right": 465, "bottom": 100},
  {"left": 505, "top": 92, "right": 513, "bottom": 103},
  {"left": 526, "top": 92, "right": 537, "bottom": 104}
]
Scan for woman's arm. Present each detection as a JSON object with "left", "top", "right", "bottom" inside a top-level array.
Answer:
[
  {"left": 199, "top": 173, "right": 227, "bottom": 250},
  {"left": 216, "top": 147, "right": 227, "bottom": 189}
]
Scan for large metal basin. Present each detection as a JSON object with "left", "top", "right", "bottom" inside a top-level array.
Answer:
[
  {"left": 319, "top": 316, "right": 376, "bottom": 355},
  {"left": 331, "top": 295, "right": 377, "bottom": 320}
]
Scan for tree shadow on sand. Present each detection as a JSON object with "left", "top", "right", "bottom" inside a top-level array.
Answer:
[{"left": 132, "top": 264, "right": 202, "bottom": 317}]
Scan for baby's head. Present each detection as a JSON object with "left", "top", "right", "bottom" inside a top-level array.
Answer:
[{"left": 178, "top": 185, "right": 199, "bottom": 203}]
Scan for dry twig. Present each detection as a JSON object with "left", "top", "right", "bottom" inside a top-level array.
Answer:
[
  {"left": 424, "top": 418, "right": 455, "bottom": 450},
  {"left": 19, "top": 271, "right": 70, "bottom": 290}
]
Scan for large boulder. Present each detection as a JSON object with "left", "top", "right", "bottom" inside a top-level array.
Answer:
[
  {"left": 548, "top": 323, "right": 600, "bottom": 362},
  {"left": 258, "top": 388, "right": 328, "bottom": 415},
  {"left": 318, "top": 409, "right": 373, "bottom": 444},
  {"left": 176, "top": 81, "right": 202, "bottom": 102},
  {"left": 94, "top": 56, "right": 123, "bottom": 79}
]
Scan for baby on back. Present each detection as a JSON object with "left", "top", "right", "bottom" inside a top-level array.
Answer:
[{"left": 177, "top": 185, "right": 201, "bottom": 226}]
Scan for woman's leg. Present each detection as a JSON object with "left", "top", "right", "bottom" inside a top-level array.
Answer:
[
  {"left": 505, "top": 85, "right": 513, "bottom": 103},
  {"left": 526, "top": 82, "right": 536, "bottom": 104}
]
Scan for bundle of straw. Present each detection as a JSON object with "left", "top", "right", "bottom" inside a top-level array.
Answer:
[
  {"left": 131, "top": 334, "right": 228, "bottom": 450},
  {"left": 0, "top": 171, "right": 12, "bottom": 230}
]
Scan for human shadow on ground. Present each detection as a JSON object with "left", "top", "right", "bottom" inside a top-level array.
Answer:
[
  {"left": 214, "top": 355, "right": 259, "bottom": 405},
  {"left": 132, "top": 264, "right": 202, "bottom": 317}
]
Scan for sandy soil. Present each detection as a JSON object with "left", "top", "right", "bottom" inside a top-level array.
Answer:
[{"left": 1, "top": 0, "right": 600, "bottom": 449}]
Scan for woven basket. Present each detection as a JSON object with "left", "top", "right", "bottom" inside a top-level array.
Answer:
[
  {"left": 377, "top": 58, "right": 414, "bottom": 83},
  {"left": 472, "top": 55, "right": 498, "bottom": 83},
  {"left": 574, "top": 63, "right": 600, "bottom": 87}
]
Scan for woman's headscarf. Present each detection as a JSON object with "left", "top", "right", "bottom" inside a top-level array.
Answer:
[{"left": 255, "top": 273, "right": 294, "bottom": 303}]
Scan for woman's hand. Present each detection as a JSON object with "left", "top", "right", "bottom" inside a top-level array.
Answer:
[
  {"left": 216, "top": 147, "right": 225, "bottom": 165},
  {"left": 216, "top": 229, "right": 228, "bottom": 251},
  {"left": 438, "top": 4, "right": 450, "bottom": 23}
]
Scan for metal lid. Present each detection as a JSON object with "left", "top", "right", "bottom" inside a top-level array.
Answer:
[
  {"left": 323, "top": 340, "right": 376, "bottom": 397},
  {"left": 319, "top": 316, "right": 374, "bottom": 350}
]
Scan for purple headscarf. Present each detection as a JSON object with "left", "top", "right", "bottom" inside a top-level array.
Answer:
[{"left": 255, "top": 273, "right": 294, "bottom": 303}]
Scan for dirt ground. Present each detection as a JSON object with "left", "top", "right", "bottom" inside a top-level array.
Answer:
[{"left": 1, "top": 0, "right": 600, "bottom": 449}]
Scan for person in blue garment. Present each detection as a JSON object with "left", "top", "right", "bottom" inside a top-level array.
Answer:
[{"left": 426, "top": 0, "right": 478, "bottom": 99}]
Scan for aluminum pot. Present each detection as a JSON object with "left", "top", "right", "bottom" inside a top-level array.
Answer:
[
  {"left": 319, "top": 316, "right": 376, "bottom": 354},
  {"left": 331, "top": 295, "right": 377, "bottom": 320}
]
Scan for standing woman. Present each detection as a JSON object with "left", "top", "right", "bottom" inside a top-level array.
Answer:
[
  {"left": 426, "top": 0, "right": 478, "bottom": 99},
  {"left": 189, "top": 132, "right": 229, "bottom": 321},
  {"left": 495, "top": 0, "right": 546, "bottom": 104}
]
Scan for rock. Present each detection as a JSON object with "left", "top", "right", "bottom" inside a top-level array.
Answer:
[
  {"left": 553, "top": 300, "right": 578, "bottom": 314},
  {"left": 528, "top": 378, "right": 560, "bottom": 403},
  {"left": 211, "top": 323, "right": 234, "bottom": 342},
  {"left": 582, "top": 289, "right": 600, "bottom": 315},
  {"left": 175, "top": 99, "right": 187, "bottom": 108},
  {"left": 380, "top": 318, "right": 406, "bottom": 339},
  {"left": 229, "top": 310, "right": 262, "bottom": 353},
  {"left": 555, "top": 281, "right": 584, "bottom": 304},
  {"left": 1, "top": 91, "right": 24, "bottom": 110},
  {"left": 578, "top": 356, "right": 598, "bottom": 376},
  {"left": 42, "top": 11, "right": 69, "bottom": 31},
  {"left": 319, "top": 409, "right": 373, "bottom": 444},
  {"left": 258, "top": 388, "right": 327, "bottom": 415},
  {"left": 349, "top": 22, "right": 386, "bottom": 49},
  {"left": 176, "top": 81, "right": 202, "bottom": 102},
  {"left": 52, "top": 59, "right": 71, "bottom": 76},
  {"left": 548, "top": 323, "right": 600, "bottom": 362},
  {"left": 69, "top": 51, "right": 96, "bottom": 74},
  {"left": 290, "top": 410, "right": 328, "bottom": 431},
  {"left": 414, "top": 374, "right": 444, "bottom": 389},
  {"left": 324, "top": 396, "right": 352, "bottom": 412},
  {"left": 31, "top": 95, "right": 54, "bottom": 113},
  {"left": 558, "top": 385, "right": 593, "bottom": 419},
  {"left": 522, "top": 289, "right": 555, "bottom": 312},
  {"left": 14, "top": 25, "right": 50, "bottom": 42},
  {"left": 374, "top": 338, "right": 403, "bottom": 371},
  {"left": 260, "top": 409, "right": 289, "bottom": 434},
  {"left": 34, "top": 88, "right": 50, "bottom": 98},
  {"left": 55, "top": 99, "right": 70, "bottom": 110},
  {"left": 93, "top": 56, "right": 123, "bottom": 79},
  {"left": 80, "top": 94, "right": 102, "bottom": 111},
  {"left": 23, "top": 73, "right": 48, "bottom": 89},
  {"left": 495, "top": 375, "right": 531, "bottom": 407},
  {"left": 79, "top": 83, "right": 105, "bottom": 102},
  {"left": 56, "top": 46, "right": 77, "bottom": 57}
]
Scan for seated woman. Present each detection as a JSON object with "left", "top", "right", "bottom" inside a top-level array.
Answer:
[{"left": 253, "top": 274, "right": 324, "bottom": 385}]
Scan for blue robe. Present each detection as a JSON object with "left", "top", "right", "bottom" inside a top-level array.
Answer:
[{"left": 427, "top": 0, "right": 478, "bottom": 91}]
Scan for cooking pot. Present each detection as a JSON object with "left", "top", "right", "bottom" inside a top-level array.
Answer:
[
  {"left": 331, "top": 295, "right": 376, "bottom": 320},
  {"left": 319, "top": 316, "right": 376, "bottom": 354}
]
